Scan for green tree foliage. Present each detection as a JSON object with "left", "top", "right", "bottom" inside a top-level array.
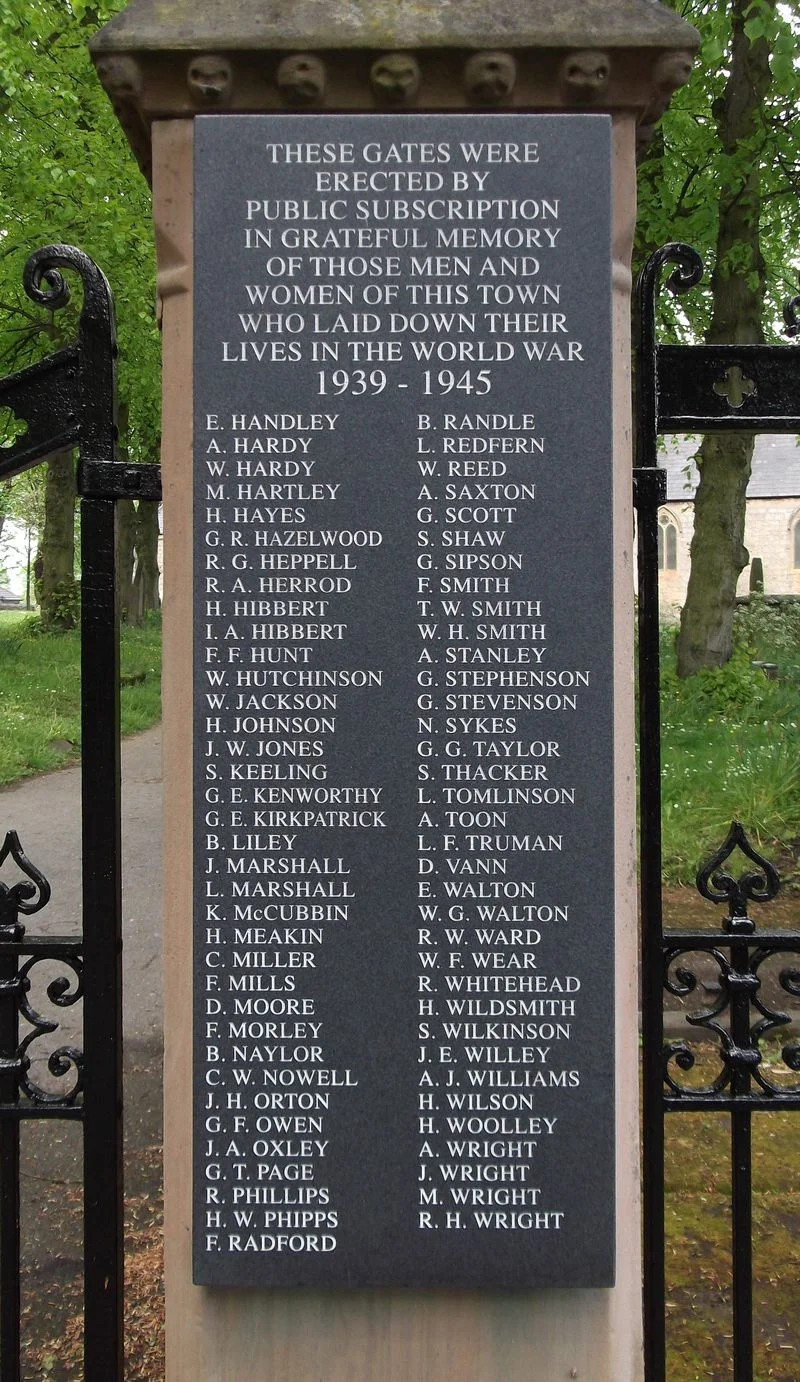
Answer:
[
  {"left": 0, "top": 0, "right": 159, "bottom": 451},
  {"left": 637, "top": 1, "right": 800, "bottom": 334},
  {"left": 637, "top": 0, "right": 800, "bottom": 674},
  {"left": 0, "top": 0, "right": 160, "bottom": 624}
]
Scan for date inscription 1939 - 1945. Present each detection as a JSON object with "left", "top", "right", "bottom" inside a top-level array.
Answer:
[{"left": 192, "top": 113, "right": 615, "bottom": 1290}]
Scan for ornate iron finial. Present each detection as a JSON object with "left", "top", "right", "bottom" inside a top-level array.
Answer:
[
  {"left": 0, "top": 244, "right": 118, "bottom": 484},
  {"left": 634, "top": 243, "right": 704, "bottom": 466},
  {"left": 696, "top": 820, "right": 780, "bottom": 934},
  {"left": 0, "top": 831, "right": 51, "bottom": 940},
  {"left": 636, "top": 242, "right": 704, "bottom": 323}
]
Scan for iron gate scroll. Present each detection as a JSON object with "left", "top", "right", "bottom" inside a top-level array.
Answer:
[
  {"left": 0, "top": 245, "right": 160, "bottom": 1382},
  {"left": 5, "top": 235, "right": 800, "bottom": 1377},
  {"left": 636, "top": 243, "right": 800, "bottom": 1382}
]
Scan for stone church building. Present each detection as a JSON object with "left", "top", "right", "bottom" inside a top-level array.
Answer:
[{"left": 657, "top": 435, "right": 800, "bottom": 617}]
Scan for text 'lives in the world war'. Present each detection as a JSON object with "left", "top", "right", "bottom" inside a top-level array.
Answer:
[{"left": 193, "top": 113, "right": 615, "bottom": 1288}]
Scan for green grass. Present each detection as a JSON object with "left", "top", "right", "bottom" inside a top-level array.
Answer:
[
  {"left": 660, "top": 608, "right": 800, "bottom": 882},
  {"left": 658, "top": 602, "right": 800, "bottom": 1374},
  {"left": 1, "top": 610, "right": 798, "bottom": 1374},
  {"left": 0, "top": 611, "right": 161, "bottom": 785},
  {"left": 663, "top": 1056, "right": 800, "bottom": 1381},
  {"left": 2, "top": 600, "right": 798, "bottom": 876}
]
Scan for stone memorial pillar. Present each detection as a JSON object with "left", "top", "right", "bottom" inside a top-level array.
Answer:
[{"left": 92, "top": 3, "right": 696, "bottom": 1379}]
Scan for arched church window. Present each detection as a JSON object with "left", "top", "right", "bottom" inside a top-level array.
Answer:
[{"left": 658, "top": 513, "right": 678, "bottom": 571}]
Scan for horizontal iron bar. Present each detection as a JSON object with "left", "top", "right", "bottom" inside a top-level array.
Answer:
[
  {"left": 664, "top": 930, "right": 800, "bottom": 948},
  {"left": 78, "top": 461, "right": 162, "bottom": 501},
  {"left": 0, "top": 1103, "right": 83, "bottom": 1120},
  {"left": 665, "top": 1093, "right": 800, "bottom": 1112},
  {"left": 657, "top": 343, "right": 800, "bottom": 432},
  {"left": 0, "top": 937, "right": 82, "bottom": 957}
]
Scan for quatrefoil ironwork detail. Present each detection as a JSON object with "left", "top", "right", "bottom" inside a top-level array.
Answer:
[{"left": 712, "top": 363, "right": 756, "bottom": 409}]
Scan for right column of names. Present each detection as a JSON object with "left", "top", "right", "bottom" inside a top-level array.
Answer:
[{"left": 409, "top": 211, "right": 609, "bottom": 1255}]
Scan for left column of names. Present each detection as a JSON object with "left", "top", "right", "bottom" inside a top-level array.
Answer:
[{"left": 197, "top": 400, "right": 383, "bottom": 1268}]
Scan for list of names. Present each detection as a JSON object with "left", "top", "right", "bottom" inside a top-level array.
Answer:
[{"left": 193, "top": 113, "right": 616, "bottom": 1288}]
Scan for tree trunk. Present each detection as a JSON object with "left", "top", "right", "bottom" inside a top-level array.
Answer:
[
  {"left": 39, "top": 448, "right": 77, "bottom": 630},
  {"left": 676, "top": 433, "right": 752, "bottom": 669},
  {"left": 117, "top": 499, "right": 138, "bottom": 623},
  {"left": 676, "top": 0, "right": 774, "bottom": 676},
  {"left": 131, "top": 500, "right": 161, "bottom": 622}
]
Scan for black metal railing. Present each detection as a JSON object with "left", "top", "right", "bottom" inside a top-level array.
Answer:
[
  {"left": 3, "top": 234, "right": 797, "bottom": 1379},
  {"left": 0, "top": 246, "right": 160, "bottom": 1382},
  {"left": 636, "top": 243, "right": 800, "bottom": 1382}
]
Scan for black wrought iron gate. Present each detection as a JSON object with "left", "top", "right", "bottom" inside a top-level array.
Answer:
[
  {"left": 636, "top": 243, "right": 800, "bottom": 1382},
  {"left": 2, "top": 238, "right": 799, "bottom": 1380},
  {"left": 0, "top": 245, "right": 160, "bottom": 1381}
]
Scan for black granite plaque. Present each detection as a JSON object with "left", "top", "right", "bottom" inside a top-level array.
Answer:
[{"left": 193, "top": 113, "right": 615, "bottom": 1288}]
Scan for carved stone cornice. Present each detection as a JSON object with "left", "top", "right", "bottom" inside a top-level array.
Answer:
[{"left": 89, "top": 1, "right": 699, "bottom": 181}]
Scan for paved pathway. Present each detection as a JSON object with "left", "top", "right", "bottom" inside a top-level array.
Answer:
[
  {"left": 1, "top": 725, "right": 163, "bottom": 1046},
  {"left": 0, "top": 726, "right": 164, "bottom": 1274}
]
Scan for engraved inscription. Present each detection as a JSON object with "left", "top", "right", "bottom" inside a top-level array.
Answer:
[{"left": 193, "top": 114, "right": 615, "bottom": 1289}]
